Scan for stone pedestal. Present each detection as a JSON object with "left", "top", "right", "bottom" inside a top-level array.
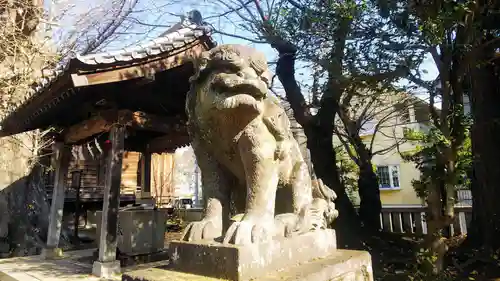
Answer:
[
  {"left": 95, "top": 208, "right": 168, "bottom": 255},
  {"left": 93, "top": 260, "right": 121, "bottom": 278},
  {"left": 40, "top": 247, "right": 64, "bottom": 260},
  {"left": 122, "top": 229, "right": 374, "bottom": 281},
  {"left": 169, "top": 229, "right": 337, "bottom": 280},
  {"left": 122, "top": 250, "right": 372, "bottom": 281},
  {"left": 261, "top": 249, "right": 373, "bottom": 281}
]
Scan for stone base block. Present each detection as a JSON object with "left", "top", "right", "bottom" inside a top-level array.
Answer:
[
  {"left": 92, "top": 260, "right": 121, "bottom": 278},
  {"left": 123, "top": 269, "right": 221, "bottom": 281},
  {"left": 122, "top": 249, "right": 373, "bottom": 281},
  {"left": 40, "top": 247, "right": 63, "bottom": 260},
  {"left": 169, "top": 229, "right": 336, "bottom": 280},
  {"left": 262, "top": 249, "right": 373, "bottom": 281}
]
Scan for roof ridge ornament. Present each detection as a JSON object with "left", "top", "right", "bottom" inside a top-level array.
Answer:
[
  {"left": 184, "top": 10, "right": 203, "bottom": 26},
  {"left": 159, "top": 10, "right": 204, "bottom": 37}
]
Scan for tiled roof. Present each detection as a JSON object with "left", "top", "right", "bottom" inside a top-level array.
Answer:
[
  {"left": 0, "top": 17, "right": 214, "bottom": 131},
  {"left": 2, "top": 63, "right": 71, "bottom": 124},
  {"left": 75, "top": 24, "right": 212, "bottom": 65}
]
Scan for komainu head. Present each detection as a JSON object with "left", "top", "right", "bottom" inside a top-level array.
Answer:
[{"left": 187, "top": 44, "right": 272, "bottom": 114}]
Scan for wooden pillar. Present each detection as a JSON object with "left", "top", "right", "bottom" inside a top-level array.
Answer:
[
  {"left": 92, "top": 126, "right": 125, "bottom": 278},
  {"left": 140, "top": 147, "right": 152, "bottom": 195},
  {"left": 42, "top": 142, "right": 71, "bottom": 259}
]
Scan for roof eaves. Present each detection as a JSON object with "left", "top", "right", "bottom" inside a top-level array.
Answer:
[
  {"left": 0, "top": 21, "right": 215, "bottom": 134},
  {"left": 0, "top": 62, "right": 71, "bottom": 123},
  {"left": 74, "top": 24, "right": 212, "bottom": 66}
]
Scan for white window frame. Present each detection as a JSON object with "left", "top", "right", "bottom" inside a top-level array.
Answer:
[{"left": 376, "top": 165, "right": 401, "bottom": 190}]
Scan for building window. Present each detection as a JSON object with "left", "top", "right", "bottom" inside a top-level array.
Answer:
[{"left": 376, "top": 165, "right": 400, "bottom": 189}]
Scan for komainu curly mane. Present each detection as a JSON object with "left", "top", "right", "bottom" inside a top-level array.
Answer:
[{"left": 182, "top": 44, "right": 337, "bottom": 245}]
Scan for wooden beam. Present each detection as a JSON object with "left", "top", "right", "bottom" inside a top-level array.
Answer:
[
  {"left": 148, "top": 133, "right": 190, "bottom": 153},
  {"left": 117, "top": 111, "right": 183, "bottom": 134},
  {"left": 71, "top": 42, "right": 205, "bottom": 87},
  {"left": 63, "top": 110, "right": 184, "bottom": 144},
  {"left": 64, "top": 110, "right": 117, "bottom": 144}
]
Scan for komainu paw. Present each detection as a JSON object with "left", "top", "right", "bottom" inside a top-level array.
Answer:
[
  {"left": 181, "top": 218, "right": 222, "bottom": 242},
  {"left": 223, "top": 217, "right": 275, "bottom": 245}
]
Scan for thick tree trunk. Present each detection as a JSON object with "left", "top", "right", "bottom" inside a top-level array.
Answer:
[
  {"left": 467, "top": 50, "right": 500, "bottom": 251},
  {"left": 352, "top": 135, "right": 382, "bottom": 231},
  {"left": 306, "top": 126, "right": 363, "bottom": 249},
  {"left": 357, "top": 161, "right": 381, "bottom": 230},
  {"left": 425, "top": 180, "right": 448, "bottom": 274},
  {"left": 272, "top": 42, "right": 363, "bottom": 248}
]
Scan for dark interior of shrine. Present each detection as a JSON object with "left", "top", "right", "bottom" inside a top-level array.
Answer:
[{"left": 0, "top": 62, "right": 196, "bottom": 151}]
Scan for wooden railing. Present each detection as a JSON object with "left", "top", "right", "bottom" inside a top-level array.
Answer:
[{"left": 379, "top": 206, "right": 472, "bottom": 236}]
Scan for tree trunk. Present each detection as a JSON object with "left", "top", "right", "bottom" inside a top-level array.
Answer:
[
  {"left": 272, "top": 41, "right": 364, "bottom": 248},
  {"left": 301, "top": 130, "right": 366, "bottom": 248},
  {"left": 352, "top": 135, "right": 382, "bottom": 231},
  {"left": 467, "top": 47, "right": 500, "bottom": 251},
  {"left": 424, "top": 180, "right": 448, "bottom": 274},
  {"left": 306, "top": 126, "right": 363, "bottom": 249},
  {"left": 357, "top": 160, "right": 381, "bottom": 231}
]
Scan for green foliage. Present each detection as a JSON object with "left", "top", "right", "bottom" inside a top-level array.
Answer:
[
  {"left": 335, "top": 146, "right": 360, "bottom": 203},
  {"left": 416, "top": 0, "right": 477, "bottom": 45},
  {"left": 404, "top": 247, "right": 455, "bottom": 281},
  {"left": 401, "top": 124, "right": 472, "bottom": 200},
  {"left": 265, "top": 0, "right": 424, "bottom": 95}
]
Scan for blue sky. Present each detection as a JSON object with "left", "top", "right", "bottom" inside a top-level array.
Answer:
[{"left": 49, "top": 0, "right": 438, "bottom": 102}]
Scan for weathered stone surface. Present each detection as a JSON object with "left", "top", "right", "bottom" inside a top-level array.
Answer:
[
  {"left": 40, "top": 247, "right": 63, "bottom": 260},
  {"left": 94, "top": 208, "right": 168, "bottom": 255},
  {"left": 120, "top": 43, "right": 373, "bottom": 281},
  {"left": 121, "top": 249, "right": 373, "bottom": 281},
  {"left": 92, "top": 260, "right": 121, "bottom": 279},
  {"left": 183, "top": 44, "right": 338, "bottom": 246},
  {"left": 123, "top": 268, "right": 224, "bottom": 281},
  {"left": 171, "top": 229, "right": 335, "bottom": 280},
  {"left": 261, "top": 249, "right": 373, "bottom": 281}
]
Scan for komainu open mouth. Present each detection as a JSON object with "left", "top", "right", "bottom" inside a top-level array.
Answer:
[
  {"left": 212, "top": 73, "right": 268, "bottom": 100},
  {"left": 213, "top": 93, "right": 261, "bottom": 111}
]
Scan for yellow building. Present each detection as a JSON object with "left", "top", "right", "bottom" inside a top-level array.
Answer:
[
  {"left": 370, "top": 128, "right": 425, "bottom": 206},
  {"left": 334, "top": 92, "right": 430, "bottom": 207}
]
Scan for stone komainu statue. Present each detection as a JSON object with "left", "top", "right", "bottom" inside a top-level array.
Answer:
[{"left": 183, "top": 44, "right": 338, "bottom": 245}]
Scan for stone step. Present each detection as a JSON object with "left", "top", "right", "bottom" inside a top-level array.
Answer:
[
  {"left": 260, "top": 249, "right": 373, "bottom": 281},
  {"left": 121, "top": 249, "right": 373, "bottom": 281}
]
